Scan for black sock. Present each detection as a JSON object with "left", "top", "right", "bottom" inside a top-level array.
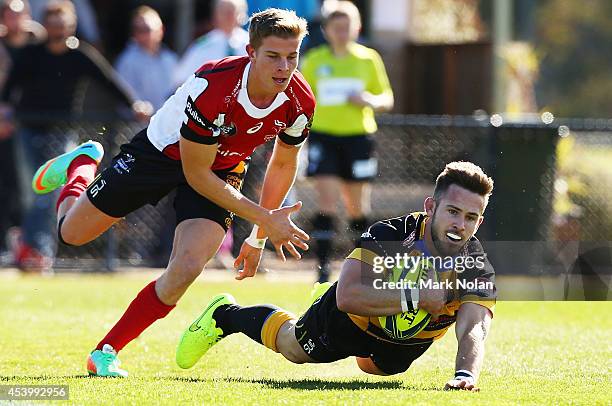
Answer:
[
  {"left": 212, "top": 304, "right": 279, "bottom": 344},
  {"left": 312, "top": 213, "right": 335, "bottom": 269}
]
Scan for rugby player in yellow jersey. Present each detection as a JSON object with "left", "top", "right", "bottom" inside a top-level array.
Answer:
[
  {"left": 177, "top": 162, "right": 496, "bottom": 392},
  {"left": 300, "top": 1, "right": 394, "bottom": 282}
]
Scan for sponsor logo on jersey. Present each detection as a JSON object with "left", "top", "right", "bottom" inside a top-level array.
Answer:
[
  {"left": 361, "top": 231, "right": 373, "bottom": 239},
  {"left": 218, "top": 148, "right": 244, "bottom": 157},
  {"left": 402, "top": 230, "right": 416, "bottom": 249},
  {"left": 112, "top": 153, "right": 135, "bottom": 174},
  {"left": 185, "top": 99, "right": 236, "bottom": 137},
  {"left": 288, "top": 86, "right": 302, "bottom": 112},
  {"left": 212, "top": 113, "right": 237, "bottom": 137},
  {"left": 230, "top": 80, "right": 241, "bottom": 98},
  {"left": 185, "top": 96, "right": 216, "bottom": 133},
  {"left": 247, "top": 122, "right": 263, "bottom": 134}
]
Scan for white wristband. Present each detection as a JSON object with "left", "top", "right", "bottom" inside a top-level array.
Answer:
[
  {"left": 412, "top": 287, "right": 419, "bottom": 310},
  {"left": 245, "top": 225, "right": 267, "bottom": 249},
  {"left": 454, "top": 370, "right": 475, "bottom": 384},
  {"left": 401, "top": 286, "right": 420, "bottom": 313},
  {"left": 400, "top": 287, "right": 409, "bottom": 312}
]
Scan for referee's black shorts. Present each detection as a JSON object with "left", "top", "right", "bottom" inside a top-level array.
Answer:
[
  {"left": 306, "top": 131, "right": 377, "bottom": 181},
  {"left": 85, "top": 129, "right": 247, "bottom": 231},
  {"left": 294, "top": 283, "right": 432, "bottom": 375}
]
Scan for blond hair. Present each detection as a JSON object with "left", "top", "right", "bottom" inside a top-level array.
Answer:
[
  {"left": 322, "top": 0, "right": 361, "bottom": 30},
  {"left": 248, "top": 8, "right": 308, "bottom": 49}
]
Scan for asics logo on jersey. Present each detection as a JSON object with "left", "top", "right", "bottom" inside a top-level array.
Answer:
[
  {"left": 274, "top": 120, "right": 286, "bottom": 128},
  {"left": 247, "top": 122, "right": 263, "bottom": 134}
]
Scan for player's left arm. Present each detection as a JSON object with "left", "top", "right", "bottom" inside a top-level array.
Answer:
[
  {"left": 444, "top": 302, "right": 493, "bottom": 392},
  {"left": 234, "top": 138, "right": 304, "bottom": 279}
]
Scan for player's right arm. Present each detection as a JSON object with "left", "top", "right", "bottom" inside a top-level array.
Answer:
[
  {"left": 443, "top": 302, "right": 492, "bottom": 392},
  {"left": 336, "top": 219, "right": 445, "bottom": 317},
  {"left": 336, "top": 257, "right": 404, "bottom": 316},
  {"left": 179, "top": 136, "right": 307, "bottom": 259}
]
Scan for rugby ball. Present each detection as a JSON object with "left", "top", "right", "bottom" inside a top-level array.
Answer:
[{"left": 378, "top": 259, "right": 436, "bottom": 340}]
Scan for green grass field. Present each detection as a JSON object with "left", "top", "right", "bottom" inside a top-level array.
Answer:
[{"left": 1, "top": 271, "right": 610, "bottom": 405}]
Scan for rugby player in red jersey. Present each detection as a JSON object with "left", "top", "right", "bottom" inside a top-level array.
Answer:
[{"left": 31, "top": 8, "right": 315, "bottom": 377}]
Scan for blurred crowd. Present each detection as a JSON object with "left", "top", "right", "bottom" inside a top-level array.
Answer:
[{"left": 0, "top": 0, "right": 393, "bottom": 279}]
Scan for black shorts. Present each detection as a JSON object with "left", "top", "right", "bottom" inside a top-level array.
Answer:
[
  {"left": 295, "top": 283, "right": 432, "bottom": 375},
  {"left": 306, "top": 131, "right": 377, "bottom": 181},
  {"left": 86, "top": 129, "right": 247, "bottom": 230}
]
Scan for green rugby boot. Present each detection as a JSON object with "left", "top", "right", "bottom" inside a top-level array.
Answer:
[
  {"left": 87, "top": 344, "right": 128, "bottom": 378},
  {"left": 176, "top": 293, "right": 236, "bottom": 369},
  {"left": 32, "top": 140, "right": 104, "bottom": 194}
]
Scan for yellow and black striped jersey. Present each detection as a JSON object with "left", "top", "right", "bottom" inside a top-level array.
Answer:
[{"left": 345, "top": 212, "right": 496, "bottom": 345}]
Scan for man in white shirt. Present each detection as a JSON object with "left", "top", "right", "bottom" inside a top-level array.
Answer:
[
  {"left": 173, "top": 0, "right": 249, "bottom": 87},
  {"left": 115, "top": 6, "right": 178, "bottom": 111}
]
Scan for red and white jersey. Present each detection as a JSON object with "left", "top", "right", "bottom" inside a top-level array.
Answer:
[{"left": 147, "top": 56, "right": 315, "bottom": 170}]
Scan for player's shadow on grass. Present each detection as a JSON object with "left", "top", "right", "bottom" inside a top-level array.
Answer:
[
  {"left": 171, "top": 376, "right": 416, "bottom": 391},
  {"left": 228, "top": 377, "right": 406, "bottom": 391},
  {"left": 0, "top": 375, "right": 90, "bottom": 381}
]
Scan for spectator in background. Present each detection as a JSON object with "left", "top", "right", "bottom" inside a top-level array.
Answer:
[
  {"left": 0, "top": 0, "right": 45, "bottom": 261},
  {"left": 1, "top": 0, "right": 45, "bottom": 57},
  {"left": 28, "top": 0, "right": 101, "bottom": 48},
  {"left": 115, "top": 6, "right": 178, "bottom": 267},
  {"left": 300, "top": 1, "right": 393, "bottom": 282},
  {"left": 0, "top": 42, "right": 9, "bottom": 87},
  {"left": 115, "top": 6, "right": 177, "bottom": 112},
  {"left": 174, "top": 0, "right": 250, "bottom": 263},
  {"left": 173, "top": 0, "right": 249, "bottom": 86},
  {"left": 0, "top": 0, "right": 149, "bottom": 272}
]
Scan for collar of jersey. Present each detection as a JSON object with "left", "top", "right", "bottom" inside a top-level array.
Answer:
[{"left": 238, "top": 62, "right": 289, "bottom": 119}]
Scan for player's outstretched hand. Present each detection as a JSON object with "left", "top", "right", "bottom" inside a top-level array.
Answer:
[
  {"left": 260, "top": 201, "right": 309, "bottom": 261},
  {"left": 234, "top": 242, "right": 264, "bottom": 280},
  {"left": 443, "top": 378, "right": 480, "bottom": 392}
]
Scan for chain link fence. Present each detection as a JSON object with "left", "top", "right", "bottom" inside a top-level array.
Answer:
[{"left": 4, "top": 114, "right": 611, "bottom": 273}]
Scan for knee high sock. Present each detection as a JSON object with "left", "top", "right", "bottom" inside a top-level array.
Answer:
[
  {"left": 56, "top": 155, "right": 98, "bottom": 212},
  {"left": 312, "top": 213, "right": 335, "bottom": 269},
  {"left": 213, "top": 304, "right": 295, "bottom": 352},
  {"left": 96, "top": 280, "right": 175, "bottom": 352}
]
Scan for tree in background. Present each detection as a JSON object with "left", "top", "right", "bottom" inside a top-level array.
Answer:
[{"left": 535, "top": 0, "right": 612, "bottom": 117}]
